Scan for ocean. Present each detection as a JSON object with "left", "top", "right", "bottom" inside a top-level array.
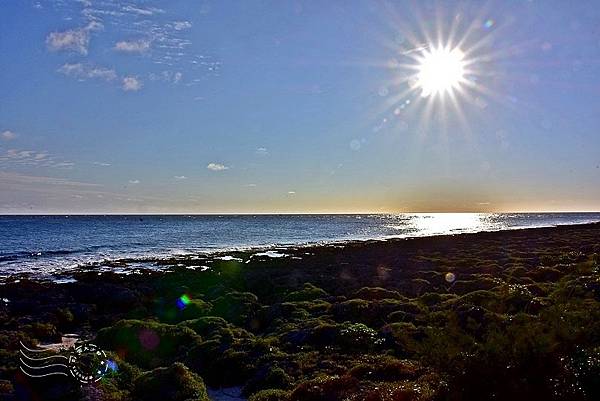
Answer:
[{"left": 1, "top": 213, "right": 599, "bottom": 280}]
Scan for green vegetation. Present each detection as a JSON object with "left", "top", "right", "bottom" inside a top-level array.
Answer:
[
  {"left": 133, "top": 362, "right": 209, "bottom": 401},
  {"left": 2, "top": 224, "right": 600, "bottom": 400}
]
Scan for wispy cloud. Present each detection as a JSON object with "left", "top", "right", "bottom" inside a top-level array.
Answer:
[
  {"left": 0, "top": 171, "right": 177, "bottom": 213},
  {"left": 93, "top": 161, "right": 111, "bottom": 166},
  {"left": 40, "top": 0, "right": 220, "bottom": 91},
  {"left": 174, "top": 175, "right": 187, "bottom": 180},
  {"left": 58, "top": 63, "right": 151, "bottom": 93},
  {"left": 122, "top": 76, "right": 143, "bottom": 91},
  {"left": 122, "top": 5, "right": 164, "bottom": 16},
  {"left": 128, "top": 179, "right": 140, "bottom": 184},
  {"left": 1, "top": 130, "right": 17, "bottom": 141},
  {"left": 0, "top": 148, "right": 74, "bottom": 169},
  {"left": 0, "top": 171, "right": 99, "bottom": 188},
  {"left": 207, "top": 163, "right": 229, "bottom": 171},
  {"left": 287, "top": 191, "right": 296, "bottom": 195},
  {"left": 57, "top": 63, "right": 117, "bottom": 81},
  {"left": 46, "top": 21, "right": 102, "bottom": 55},
  {"left": 148, "top": 70, "right": 182, "bottom": 84},
  {"left": 173, "top": 21, "right": 192, "bottom": 31},
  {"left": 52, "top": 162, "right": 75, "bottom": 168},
  {"left": 114, "top": 39, "right": 151, "bottom": 53}
]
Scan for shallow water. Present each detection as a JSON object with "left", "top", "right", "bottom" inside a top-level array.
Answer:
[{"left": 1, "top": 213, "right": 599, "bottom": 278}]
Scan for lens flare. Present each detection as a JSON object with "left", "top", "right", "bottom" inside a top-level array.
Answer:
[{"left": 176, "top": 294, "right": 191, "bottom": 310}]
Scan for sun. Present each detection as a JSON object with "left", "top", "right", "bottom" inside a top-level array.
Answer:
[
  {"left": 415, "top": 46, "right": 466, "bottom": 97},
  {"left": 375, "top": 5, "right": 501, "bottom": 137}
]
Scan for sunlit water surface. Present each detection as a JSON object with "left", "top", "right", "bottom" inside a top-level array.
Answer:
[{"left": 1, "top": 213, "right": 599, "bottom": 279}]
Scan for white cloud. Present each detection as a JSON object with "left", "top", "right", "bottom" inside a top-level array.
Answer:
[
  {"left": 86, "top": 20, "right": 104, "bottom": 31},
  {"left": 53, "top": 162, "right": 75, "bottom": 168},
  {"left": 93, "top": 162, "right": 111, "bottom": 166},
  {"left": 46, "top": 29, "right": 89, "bottom": 54},
  {"left": 45, "top": 21, "right": 102, "bottom": 55},
  {"left": 287, "top": 191, "right": 296, "bottom": 195},
  {"left": 42, "top": 1, "right": 219, "bottom": 92},
  {"left": 87, "top": 67, "right": 116, "bottom": 80},
  {"left": 149, "top": 70, "right": 183, "bottom": 84},
  {"left": 58, "top": 63, "right": 117, "bottom": 81},
  {"left": 206, "top": 163, "right": 229, "bottom": 171},
  {"left": 122, "top": 76, "right": 143, "bottom": 91},
  {"left": 174, "top": 175, "right": 187, "bottom": 180},
  {"left": 255, "top": 147, "right": 268, "bottom": 156},
  {"left": 122, "top": 5, "right": 164, "bottom": 16},
  {"left": 173, "top": 21, "right": 192, "bottom": 31},
  {"left": 114, "top": 39, "right": 151, "bottom": 53},
  {"left": 128, "top": 179, "right": 140, "bottom": 184},
  {"left": 244, "top": 183, "right": 257, "bottom": 188},
  {"left": 58, "top": 63, "right": 84, "bottom": 76},
  {"left": 1, "top": 130, "right": 17, "bottom": 141}
]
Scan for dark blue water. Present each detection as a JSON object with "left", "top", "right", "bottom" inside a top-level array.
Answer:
[{"left": 1, "top": 213, "right": 599, "bottom": 279}]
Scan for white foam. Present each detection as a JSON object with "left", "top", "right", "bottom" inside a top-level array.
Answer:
[{"left": 252, "top": 251, "right": 288, "bottom": 258}]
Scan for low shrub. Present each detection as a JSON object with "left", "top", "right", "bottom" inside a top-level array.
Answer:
[{"left": 132, "top": 362, "right": 209, "bottom": 401}]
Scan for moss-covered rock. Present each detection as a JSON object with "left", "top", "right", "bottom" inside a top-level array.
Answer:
[
  {"left": 381, "top": 322, "right": 424, "bottom": 355},
  {"left": 243, "top": 365, "right": 293, "bottom": 395},
  {"left": 332, "top": 298, "right": 426, "bottom": 326},
  {"left": 96, "top": 319, "right": 202, "bottom": 369},
  {"left": 182, "top": 316, "right": 251, "bottom": 344},
  {"left": 529, "top": 267, "right": 564, "bottom": 282},
  {"left": 450, "top": 278, "right": 499, "bottom": 295},
  {"left": 338, "top": 322, "right": 382, "bottom": 350},
  {"left": 352, "top": 287, "right": 405, "bottom": 301},
  {"left": 284, "top": 283, "right": 328, "bottom": 302},
  {"left": 248, "top": 389, "right": 290, "bottom": 401},
  {"left": 132, "top": 362, "right": 209, "bottom": 401},
  {"left": 288, "top": 375, "right": 360, "bottom": 401},
  {"left": 23, "top": 322, "right": 59, "bottom": 342},
  {"left": 178, "top": 299, "right": 213, "bottom": 322},
  {"left": 211, "top": 291, "right": 261, "bottom": 326},
  {"left": 348, "top": 356, "right": 421, "bottom": 381}
]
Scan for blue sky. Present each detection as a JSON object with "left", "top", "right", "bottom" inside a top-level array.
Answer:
[{"left": 1, "top": 0, "right": 600, "bottom": 213}]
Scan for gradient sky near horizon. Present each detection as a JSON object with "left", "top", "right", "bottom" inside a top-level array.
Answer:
[{"left": 1, "top": 0, "right": 600, "bottom": 213}]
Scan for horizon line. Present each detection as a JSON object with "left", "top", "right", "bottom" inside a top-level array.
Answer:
[{"left": 1, "top": 210, "right": 600, "bottom": 216}]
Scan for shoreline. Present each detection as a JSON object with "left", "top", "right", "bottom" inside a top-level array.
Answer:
[
  {"left": 1, "top": 222, "right": 600, "bottom": 400},
  {"left": 2, "top": 220, "right": 600, "bottom": 284}
]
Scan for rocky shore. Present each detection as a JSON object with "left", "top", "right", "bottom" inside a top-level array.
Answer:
[{"left": 1, "top": 223, "right": 600, "bottom": 400}]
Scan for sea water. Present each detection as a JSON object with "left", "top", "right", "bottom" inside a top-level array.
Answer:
[{"left": 1, "top": 213, "right": 599, "bottom": 279}]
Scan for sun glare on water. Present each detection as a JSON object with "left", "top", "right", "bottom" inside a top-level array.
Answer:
[
  {"left": 415, "top": 46, "right": 466, "bottom": 97},
  {"left": 412, "top": 213, "right": 483, "bottom": 236}
]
